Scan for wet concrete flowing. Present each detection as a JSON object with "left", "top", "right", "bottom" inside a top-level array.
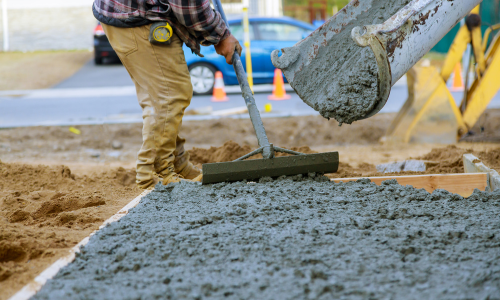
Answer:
[
  {"left": 34, "top": 176, "right": 500, "bottom": 299},
  {"left": 277, "top": 0, "right": 411, "bottom": 124}
]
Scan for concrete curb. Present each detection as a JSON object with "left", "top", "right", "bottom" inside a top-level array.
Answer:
[
  {"left": 463, "top": 154, "right": 500, "bottom": 191},
  {"left": 8, "top": 190, "right": 152, "bottom": 300}
]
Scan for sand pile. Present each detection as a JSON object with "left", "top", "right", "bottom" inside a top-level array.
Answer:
[
  {"left": 188, "top": 141, "right": 317, "bottom": 165},
  {"left": 33, "top": 177, "right": 500, "bottom": 299},
  {"left": 1, "top": 162, "right": 137, "bottom": 228},
  {"left": 188, "top": 141, "right": 373, "bottom": 179},
  {"left": 0, "top": 161, "right": 140, "bottom": 300},
  {"left": 479, "top": 148, "right": 500, "bottom": 170},
  {"left": 189, "top": 141, "right": 253, "bottom": 164},
  {"left": 413, "top": 145, "right": 500, "bottom": 173}
]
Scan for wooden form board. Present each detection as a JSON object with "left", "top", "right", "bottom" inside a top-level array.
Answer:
[
  {"left": 331, "top": 173, "right": 488, "bottom": 197},
  {"left": 463, "top": 154, "right": 500, "bottom": 191}
]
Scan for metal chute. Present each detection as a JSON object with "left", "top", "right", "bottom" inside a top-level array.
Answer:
[{"left": 272, "top": 0, "right": 482, "bottom": 123}]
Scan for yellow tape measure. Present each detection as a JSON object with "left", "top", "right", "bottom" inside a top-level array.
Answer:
[{"left": 149, "top": 22, "right": 173, "bottom": 45}]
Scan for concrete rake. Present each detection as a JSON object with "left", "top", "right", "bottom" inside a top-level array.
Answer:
[{"left": 202, "top": 1, "right": 339, "bottom": 185}]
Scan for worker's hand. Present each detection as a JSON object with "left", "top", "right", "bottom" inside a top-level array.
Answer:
[{"left": 215, "top": 34, "right": 242, "bottom": 65}]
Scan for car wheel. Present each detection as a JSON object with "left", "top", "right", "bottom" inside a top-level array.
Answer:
[
  {"left": 95, "top": 55, "right": 103, "bottom": 65},
  {"left": 189, "top": 63, "right": 217, "bottom": 95}
]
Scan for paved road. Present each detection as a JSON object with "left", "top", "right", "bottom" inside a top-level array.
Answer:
[
  {"left": 1, "top": 60, "right": 499, "bottom": 128},
  {"left": 55, "top": 60, "right": 133, "bottom": 89}
]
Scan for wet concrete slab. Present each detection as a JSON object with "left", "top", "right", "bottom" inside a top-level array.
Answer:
[{"left": 33, "top": 176, "right": 500, "bottom": 300}]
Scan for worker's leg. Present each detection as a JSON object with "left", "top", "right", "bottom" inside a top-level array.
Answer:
[
  {"left": 146, "top": 35, "right": 194, "bottom": 179},
  {"left": 134, "top": 80, "right": 159, "bottom": 187},
  {"left": 101, "top": 24, "right": 192, "bottom": 188},
  {"left": 173, "top": 135, "right": 201, "bottom": 179}
]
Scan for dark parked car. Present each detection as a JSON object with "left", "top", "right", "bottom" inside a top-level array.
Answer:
[{"left": 93, "top": 23, "right": 119, "bottom": 64}]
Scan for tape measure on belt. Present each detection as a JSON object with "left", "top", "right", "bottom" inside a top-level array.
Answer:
[{"left": 149, "top": 22, "right": 173, "bottom": 45}]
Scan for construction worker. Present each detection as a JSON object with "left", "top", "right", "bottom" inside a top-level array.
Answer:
[{"left": 93, "top": 0, "right": 242, "bottom": 189}]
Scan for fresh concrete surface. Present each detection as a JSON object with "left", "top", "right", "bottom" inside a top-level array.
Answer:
[{"left": 32, "top": 177, "right": 500, "bottom": 299}]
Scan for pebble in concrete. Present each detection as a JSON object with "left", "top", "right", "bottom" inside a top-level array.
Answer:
[
  {"left": 376, "top": 160, "right": 427, "bottom": 173},
  {"left": 33, "top": 175, "right": 500, "bottom": 300}
]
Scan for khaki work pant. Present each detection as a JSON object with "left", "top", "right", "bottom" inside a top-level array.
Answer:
[{"left": 102, "top": 23, "right": 193, "bottom": 188}]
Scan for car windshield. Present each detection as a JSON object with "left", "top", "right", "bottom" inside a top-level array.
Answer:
[
  {"left": 256, "top": 23, "right": 312, "bottom": 41},
  {"left": 228, "top": 23, "right": 255, "bottom": 41}
]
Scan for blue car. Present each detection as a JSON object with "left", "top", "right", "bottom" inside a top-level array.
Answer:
[{"left": 186, "top": 16, "right": 315, "bottom": 95}]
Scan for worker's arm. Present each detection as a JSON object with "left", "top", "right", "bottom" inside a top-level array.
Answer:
[{"left": 169, "top": 0, "right": 242, "bottom": 64}]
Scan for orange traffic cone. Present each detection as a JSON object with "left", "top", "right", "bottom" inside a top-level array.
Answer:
[
  {"left": 268, "top": 69, "right": 291, "bottom": 101},
  {"left": 212, "top": 71, "right": 228, "bottom": 102},
  {"left": 451, "top": 62, "right": 464, "bottom": 92}
]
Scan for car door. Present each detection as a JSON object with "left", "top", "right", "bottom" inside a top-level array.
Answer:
[
  {"left": 220, "top": 22, "right": 257, "bottom": 82},
  {"left": 253, "top": 22, "right": 313, "bottom": 83}
]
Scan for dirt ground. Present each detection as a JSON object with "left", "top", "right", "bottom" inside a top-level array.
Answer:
[
  {"left": 0, "top": 51, "right": 92, "bottom": 90},
  {"left": 0, "top": 163, "right": 141, "bottom": 300},
  {"left": 1, "top": 111, "right": 499, "bottom": 300},
  {"left": 1, "top": 109, "right": 499, "bottom": 172},
  {"left": 188, "top": 141, "right": 500, "bottom": 178}
]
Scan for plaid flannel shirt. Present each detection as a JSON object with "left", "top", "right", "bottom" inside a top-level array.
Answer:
[{"left": 93, "top": 0, "right": 230, "bottom": 56}]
